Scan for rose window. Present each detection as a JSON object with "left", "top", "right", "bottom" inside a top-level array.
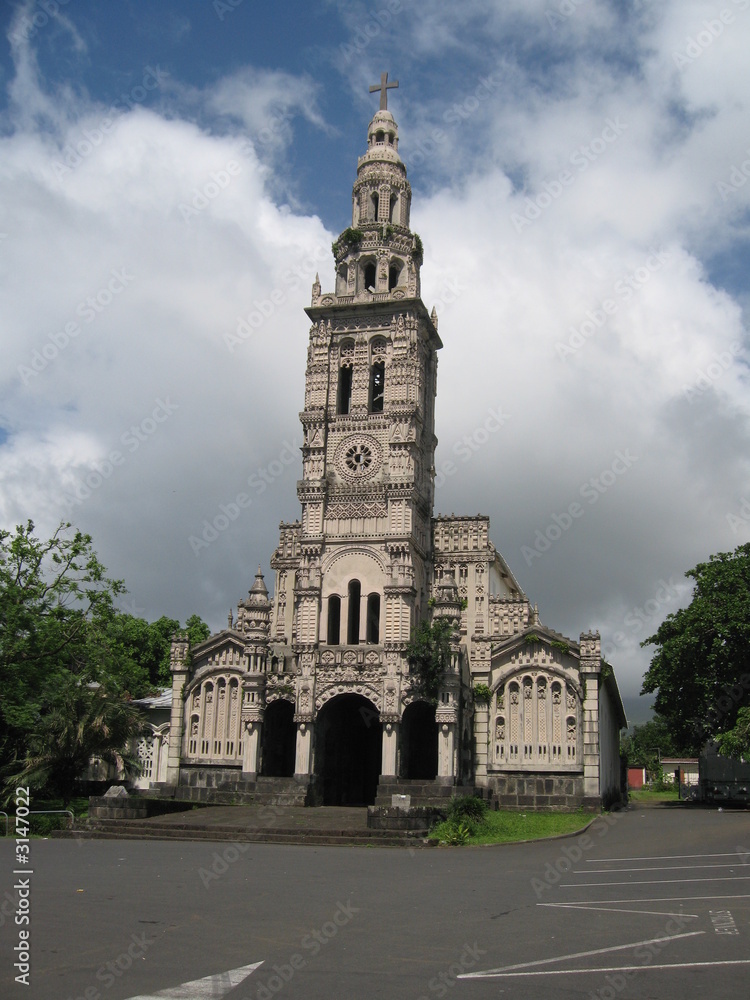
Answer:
[{"left": 345, "top": 442, "right": 373, "bottom": 474}]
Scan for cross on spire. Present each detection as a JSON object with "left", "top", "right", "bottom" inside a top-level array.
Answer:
[{"left": 369, "top": 71, "right": 398, "bottom": 111}]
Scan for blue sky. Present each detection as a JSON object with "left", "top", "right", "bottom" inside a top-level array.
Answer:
[{"left": 1, "top": 0, "right": 749, "bottom": 721}]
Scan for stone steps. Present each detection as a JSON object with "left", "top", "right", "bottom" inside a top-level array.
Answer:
[
  {"left": 57, "top": 819, "right": 430, "bottom": 849},
  {"left": 153, "top": 776, "right": 310, "bottom": 808},
  {"left": 252, "top": 776, "right": 309, "bottom": 807}
]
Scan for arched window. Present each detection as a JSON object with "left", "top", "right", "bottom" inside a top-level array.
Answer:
[
  {"left": 375, "top": 130, "right": 385, "bottom": 143},
  {"left": 388, "top": 262, "right": 402, "bottom": 291},
  {"left": 366, "top": 593, "right": 380, "bottom": 644},
  {"left": 327, "top": 595, "right": 341, "bottom": 645},
  {"left": 389, "top": 192, "right": 398, "bottom": 223},
  {"left": 337, "top": 341, "right": 354, "bottom": 414},
  {"left": 363, "top": 261, "right": 377, "bottom": 291},
  {"left": 370, "top": 338, "right": 386, "bottom": 413},
  {"left": 370, "top": 191, "right": 379, "bottom": 221},
  {"left": 347, "top": 580, "right": 361, "bottom": 645},
  {"left": 370, "top": 361, "right": 385, "bottom": 412}
]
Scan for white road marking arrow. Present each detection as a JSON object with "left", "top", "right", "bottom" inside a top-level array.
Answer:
[{"left": 125, "top": 962, "right": 263, "bottom": 998}]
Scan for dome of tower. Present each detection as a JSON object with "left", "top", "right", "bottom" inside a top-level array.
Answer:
[{"left": 358, "top": 109, "right": 405, "bottom": 171}]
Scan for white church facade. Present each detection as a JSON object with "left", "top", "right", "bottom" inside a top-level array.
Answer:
[{"left": 156, "top": 79, "right": 626, "bottom": 811}]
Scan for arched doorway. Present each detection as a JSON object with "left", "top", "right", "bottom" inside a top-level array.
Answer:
[
  {"left": 261, "top": 700, "right": 296, "bottom": 777},
  {"left": 315, "top": 694, "right": 381, "bottom": 805},
  {"left": 401, "top": 702, "right": 438, "bottom": 779}
]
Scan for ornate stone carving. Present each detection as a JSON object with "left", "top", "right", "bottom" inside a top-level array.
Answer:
[{"left": 334, "top": 434, "right": 382, "bottom": 482}]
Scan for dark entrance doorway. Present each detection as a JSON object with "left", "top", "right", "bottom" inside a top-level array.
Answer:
[
  {"left": 315, "top": 694, "right": 381, "bottom": 805},
  {"left": 261, "top": 700, "right": 296, "bottom": 777},
  {"left": 401, "top": 702, "right": 438, "bottom": 779}
]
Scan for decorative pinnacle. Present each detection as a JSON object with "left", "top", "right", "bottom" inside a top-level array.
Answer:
[{"left": 369, "top": 71, "right": 398, "bottom": 111}]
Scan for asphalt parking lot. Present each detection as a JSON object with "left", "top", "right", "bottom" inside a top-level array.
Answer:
[{"left": 1, "top": 803, "right": 748, "bottom": 999}]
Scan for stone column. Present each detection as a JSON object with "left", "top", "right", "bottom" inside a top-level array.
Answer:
[
  {"left": 295, "top": 721, "right": 312, "bottom": 776},
  {"left": 580, "top": 631, "right": 602, "bottom": 802},
  {"left": 381, "top": 721, "right": 399, "bottom": 777},
  {"left": 437, "top": 722, "right": 456, "bottom": 779},
  {"left": 164, "top": 633, "right": 189, "bottom": 787},
  {"left": 473, "top": 703, "right": 489, "bottom": 782},
  {"left": 242, "top": 720, "right": 261, "bottom": 778}
]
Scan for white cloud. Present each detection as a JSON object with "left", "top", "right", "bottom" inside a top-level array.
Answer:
[{"left": 1, "top": 1, "right": 749, "bottom": 718}]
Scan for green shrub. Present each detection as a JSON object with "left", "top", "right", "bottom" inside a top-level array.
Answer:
[
  {"left": 28, "top": 813, "right": 71, "bottom": 835},
  {"left": 441, "top": 820, "right": 471, "bottom": 845},
  {"left": 448, "top": 795, "right": 487, "bottom": 822}
]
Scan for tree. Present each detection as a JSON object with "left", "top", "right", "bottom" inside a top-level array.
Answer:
[
  {"left": 641, "top": 543, "right": 750, "bottom": 753},
  {"left": 717, "top": 706, "right": 750, "bottom": 761},
  {"left": 185, "top": 612, "right": 211, "bottom": 649},
  {"left": 0, "top": 520, "right": 126, "bottom": 763},
  {"left": 405, "top": 617, "right": 454, "bottom": 700},
  {"left": 0, "top": 520, "right": 211, "bottom": 772},
  {"left": 5, "top": 677, "right": 147, "bottom": 806},
  {"left": 620, "top": 717, "right": 682, "bottom": 775}
]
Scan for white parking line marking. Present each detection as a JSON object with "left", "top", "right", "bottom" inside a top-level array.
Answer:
[
  {"left": 539, "top": 903, "right": 699, "bottom": 918},
  {"left": 588, "top": 853, "right": 747, "bottom": 863},
  {"left": 579, "top": 863, "right": 744, "bottom": 874},
  {"left": 458, "top": 932, "right": 704, "bottom": 979},
  {"left": 548, "top": 894, "right": 750, "bottom": 904},
  {"left": 461, "top": 959, "right": 750, "bottom": 979},
  {"left": 562, "top": 876, "right": 750, "bottom": 887}
]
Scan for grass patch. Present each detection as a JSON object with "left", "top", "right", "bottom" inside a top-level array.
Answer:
[
  {"left": 431, "top": 808, "right": 592, "bottom": 846},
  {"left": 628, "top": 787, "right": 680, "bottom": 804}
]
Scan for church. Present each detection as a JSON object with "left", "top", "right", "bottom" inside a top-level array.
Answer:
[{"left": 152, "top": 77, "right": 626, "bottom": 811}]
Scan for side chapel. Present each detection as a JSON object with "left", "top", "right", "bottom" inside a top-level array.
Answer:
[{"left": 155, "top": 76, "right": 626, "bottom": 810}]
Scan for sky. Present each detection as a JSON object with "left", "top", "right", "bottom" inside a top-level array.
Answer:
[{"left": 1, "top": 0, "right": 749, "bottom": 724}]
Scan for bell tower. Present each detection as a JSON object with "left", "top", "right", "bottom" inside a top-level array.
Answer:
[
  {"left": 288, "top": 74, "right": 441, "bottom": 666},
  {"left": 167, "top": 75, "right": 624, "bottom": 813}
]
